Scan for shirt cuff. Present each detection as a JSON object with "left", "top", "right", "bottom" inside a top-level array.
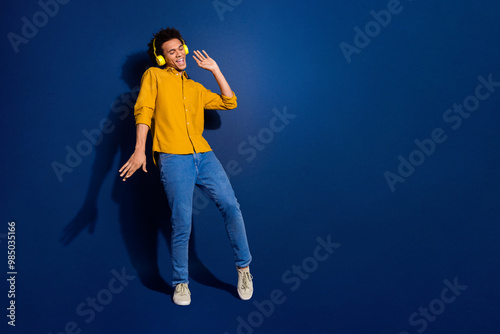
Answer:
[
  {"left": 135, "top": 110, "right": 152, "bottom": 128},
  {"left": 221, "top": 91, "right": 237, "bottom": 100},
  {"left": 221, "top": 91, "right": 237, "bottom": 108}
]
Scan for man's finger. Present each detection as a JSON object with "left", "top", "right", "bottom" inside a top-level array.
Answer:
[
  {"left": 119, "top": 166, "right": 128, "bottom": 177},
  {"left": 124, "top": 170, "right": 134, "bottom": 181}
]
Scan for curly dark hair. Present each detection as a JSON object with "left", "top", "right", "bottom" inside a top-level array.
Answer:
[{"left": 147, "top": 27, "right": 185, "bottom": 66}]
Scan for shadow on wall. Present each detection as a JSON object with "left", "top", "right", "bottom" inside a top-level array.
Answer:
[{"left": 60, "top": 51, "right": 235, "bottom": 297}]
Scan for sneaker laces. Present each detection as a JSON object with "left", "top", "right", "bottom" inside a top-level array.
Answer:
[
  {"left": 176, "top": 284, "right": 190, "bottom": 296},
  {"left": 239, "top": 271, "right": 253, "bottom": 291}
]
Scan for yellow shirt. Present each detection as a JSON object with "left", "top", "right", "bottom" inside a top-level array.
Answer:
[{"left": 134, "top": 66, "right": 237, "bottom": 162}]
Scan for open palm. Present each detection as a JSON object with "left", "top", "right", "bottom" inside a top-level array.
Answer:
[{"left": 192, "top": 50, "right": 219, "bottom": 72}]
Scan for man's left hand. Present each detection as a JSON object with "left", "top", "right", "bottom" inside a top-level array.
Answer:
[{"left": 193, "top": 50, "right": 219, "bottom": 72}]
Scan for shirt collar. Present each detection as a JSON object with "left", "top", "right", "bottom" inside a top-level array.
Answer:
[{"left": 165, "top": 66, "right": 188, "bottom": 78}]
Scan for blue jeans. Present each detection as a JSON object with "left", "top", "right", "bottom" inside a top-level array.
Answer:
[{"left": 158, "top": 151, "right": 252, "bottom": 285}]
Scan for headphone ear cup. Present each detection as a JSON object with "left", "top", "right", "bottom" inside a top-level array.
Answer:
[
  {"left": 156, "top": 55, "right": 166, "bottom": 66},
  {"left": 183, "top": 44, "right": 189, "bottom": 55}
]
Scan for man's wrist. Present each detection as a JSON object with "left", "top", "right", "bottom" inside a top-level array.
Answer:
[
  {"left": 211, "top": 66, "right": 222, "bottom": 75},
  {"left": 134, "top": 146, "right": 146, "bottom": 153}
]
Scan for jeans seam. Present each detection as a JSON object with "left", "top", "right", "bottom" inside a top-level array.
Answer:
[{"left": 197, "top": 175, "right": 220, "bottom": 206}]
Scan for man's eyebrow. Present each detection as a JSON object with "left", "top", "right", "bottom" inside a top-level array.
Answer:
[{"left": 167, "top": 44, "right": 183, "bottom": 53}]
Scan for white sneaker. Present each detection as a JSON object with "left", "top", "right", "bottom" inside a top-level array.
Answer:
[
  {"left": 237, "top": 267, "right": 253, "bottom": 300},
  {"left": 173, "top": 283, "right": 191, "bottom": 306}
]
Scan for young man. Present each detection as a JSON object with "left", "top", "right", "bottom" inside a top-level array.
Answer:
[{"left": 119, "top": 28, "right": 253, "bottom": 306}]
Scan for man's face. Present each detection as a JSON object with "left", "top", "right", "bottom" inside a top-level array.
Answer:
[{"left": 161, "top": 38, "right": 187, "bottom": 71}]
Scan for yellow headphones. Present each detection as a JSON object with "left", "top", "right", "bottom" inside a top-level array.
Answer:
[{"left": 153, "top": 37, "right": 189, "bottom": 66}]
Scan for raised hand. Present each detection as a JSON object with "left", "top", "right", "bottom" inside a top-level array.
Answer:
[{"left": 192, "top": 50, "right": 219, "bottom": 72}]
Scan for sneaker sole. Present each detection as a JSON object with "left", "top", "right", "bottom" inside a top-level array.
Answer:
[
  {"left": 173, "top": 299, "right": 191, "bottom": 306},
  {"left": 238, "top": 292, "right": 253, "bottom": 300}
]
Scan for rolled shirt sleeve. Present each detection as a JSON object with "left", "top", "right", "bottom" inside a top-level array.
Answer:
[
  {"left": 134, "top": 68, "right": 158, "bottom": 128},
  {"left": 203, "top": 89, "right": 237, "bottom": 110}
]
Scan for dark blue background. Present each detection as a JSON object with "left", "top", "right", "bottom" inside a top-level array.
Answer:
[{"left": 1, "top": 0, "right": 499, "bottom": 333}]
